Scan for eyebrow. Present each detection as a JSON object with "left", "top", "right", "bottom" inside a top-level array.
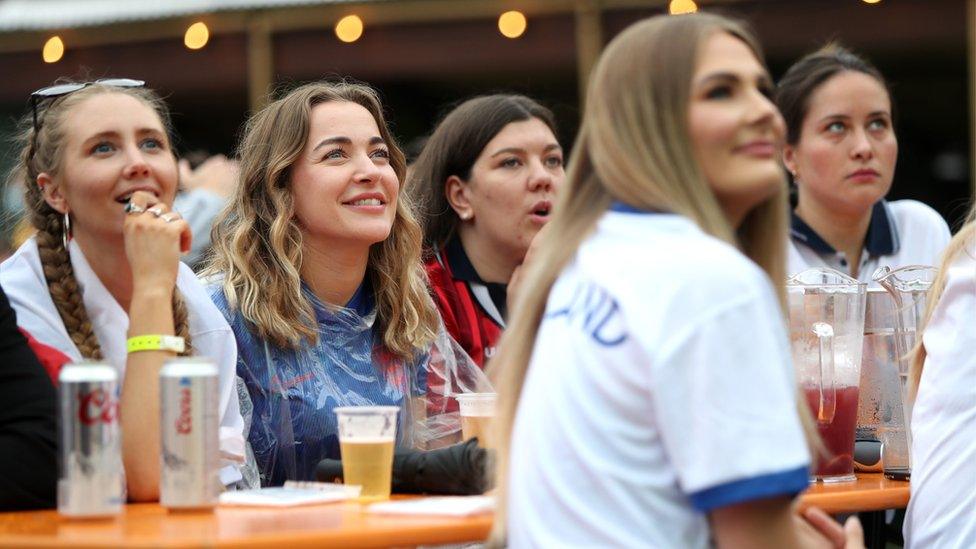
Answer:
[
  {"left": 696, "top": 71, "right": 773, "bottom": 88},
  {"left": 817, "top": 110, "right": 891, "bottom": 124},
  {"left": 490, "top": 143, "right": 562, "bottom": 158},
  {"left": 312, "top": 136, "right": 385, "bottom": 151},
  {"left": 81, "top": 128, "right": 165, "bottom": 143}
]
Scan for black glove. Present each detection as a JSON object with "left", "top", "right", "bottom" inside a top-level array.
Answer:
[{"left": 315, "top": 438, "right": 491, "bottom": 495}]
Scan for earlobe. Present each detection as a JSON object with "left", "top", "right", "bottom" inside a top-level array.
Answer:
[
  {"left": 445, "top": 175, "right": 473, "bottom": 221},
  {"left": 37, "top": 173, "right": 68, "bottom": 214},
  {"left": 782, "top": 146, "right": 798, "bottom": 178}
]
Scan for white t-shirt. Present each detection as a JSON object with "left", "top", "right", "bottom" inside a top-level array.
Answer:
[
  {"left": 904, "top": 241, "right": 976, "bottom": 548},
  {"left": 508, "top": 209, "right": 810, "bottom": 548},
  {"left": 788, "top": 199, "right": 951, "bottom": 285},
  {"left": 0, "top": 238, "right": 245, "bottom": 484}
]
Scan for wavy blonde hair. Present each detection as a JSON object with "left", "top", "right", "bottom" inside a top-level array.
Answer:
[
  {"left": 204, "top": 81, "right": 438, "bottom": 357},
  {"left": 9, "top": 83, "right": 192, "bottom": 358},
  {"left": 489, "top": 14, "right": 798, "bottom": 543},
  {"left": 908, "top": 205, "right": 975, "bottom": 401}
]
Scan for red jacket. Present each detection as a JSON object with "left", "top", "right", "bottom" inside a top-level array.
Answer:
[{"left": 424, "top": 239, "right": 506, "bottom": 369}]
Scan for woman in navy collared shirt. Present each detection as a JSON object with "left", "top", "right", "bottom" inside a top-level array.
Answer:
[{"left": 776, "top": 44, "right": 950, "bottom": 282}]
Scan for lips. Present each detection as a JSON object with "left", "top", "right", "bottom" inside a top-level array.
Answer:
[
  {"left": 847, "top": 169, "right": 880, "bottom": 181},
  {"left": 528, "top": 199, "right": 553, "bottom": 224},
  {"left": 733, "top": 140, "right": 777, "bottom": 158},
  {"left": 114, "top": 187, "right": 160, "bottom": 204},
  {"left": 341, "top": 192, "right": 387, "bottom": 208}
]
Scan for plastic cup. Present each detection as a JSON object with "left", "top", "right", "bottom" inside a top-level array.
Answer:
[
  {"left": 335, "top": 406, "right": 398, "bottom": 501},
  {"left": 455, "top": 393, "right": 497, "bottom": 450}
]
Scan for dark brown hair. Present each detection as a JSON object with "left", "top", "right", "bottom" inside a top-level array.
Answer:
[
  {"left": 776, "top": 43, "right": 890, "bottom": 145},
  {"left": 408, "top": 94, "right": 557, "bottom": 252}
]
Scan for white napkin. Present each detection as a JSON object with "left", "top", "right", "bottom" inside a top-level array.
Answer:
[
  {"left": 219, "top": 484, "right": 360, "bottom": 507},
  {"left": 367, "top": 496, "right": 494, "bottom": 517}
]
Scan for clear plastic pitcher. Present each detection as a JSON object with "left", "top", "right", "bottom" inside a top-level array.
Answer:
[
  {"left": 788, "top": 268, "right": 867, "bottom": 483},
  {"left": 872, "top": 265, "right": 936, "bottom": 478},
  {"left": 858, "top": 289, "right": 911, "bottom": 474}
]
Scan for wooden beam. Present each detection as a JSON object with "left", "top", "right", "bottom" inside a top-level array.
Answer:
[
  {"left": 574, "top": 0, "right": 603, "bottom": 105},
  {"left": 247, "top": 16, "right": 273, "bottom": 113}
]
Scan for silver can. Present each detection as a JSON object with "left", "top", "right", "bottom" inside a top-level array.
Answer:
[
  {"left": 159, "top": 358, "right": 221, "bottom": 509},
  {"left": 58, "top": 362, "right": 125, "bottom": 518}
]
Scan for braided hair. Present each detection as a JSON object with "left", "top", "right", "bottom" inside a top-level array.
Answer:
[{"left": 11, "top": 82, "right": 193, "bottom": 357}]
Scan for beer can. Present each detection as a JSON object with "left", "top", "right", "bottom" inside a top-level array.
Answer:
[
  {"left": 58, "top": 362, "right": 124, "bottom": 518},
  {"left": 159, "top": 358, "right": 221, "bottom": 509}
]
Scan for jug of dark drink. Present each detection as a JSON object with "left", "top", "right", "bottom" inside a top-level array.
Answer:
[
  {"left": 871, "top": 265, "right": 936, "bottom": 479},
  {"left": 788, "top": 268, "right": 866, "bottom": 483}
]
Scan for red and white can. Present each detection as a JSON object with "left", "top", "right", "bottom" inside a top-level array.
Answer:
[
  {"left": 58, "top": 362, "right": 124, "bottom": 518},
  {"left": 159, "top": 358, "right": 220, "bottom": 509}
]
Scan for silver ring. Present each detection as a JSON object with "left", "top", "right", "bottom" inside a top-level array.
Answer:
[
  {"left": 146, "top": 206, "right": 164, "bottom": 217},
  {"left": 160, "top": 212, "right": 181, "bottom": 223},
  {"left": 124, "top": 202, "right": 146, "bottom": 215}
]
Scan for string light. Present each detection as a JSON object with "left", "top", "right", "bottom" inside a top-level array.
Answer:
[
  {"left": 42, "top": 36, "right": 64, "bottom": 63},
  {"left": 669, "top": 0, "right": 698, "bottom": 15},
  {"left": 498, "top": 11, "right": 527, "bottom": 39},
  {"left": 335, "top": 15, "right": 364, "bottom": 43},
  {"left": 184, "top": 22, "right": 209, "bottom": 50}
]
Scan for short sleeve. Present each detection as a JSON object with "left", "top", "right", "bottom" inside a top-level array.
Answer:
[{"left": 649, "top": 285, "right": 810, "bottom": 512}]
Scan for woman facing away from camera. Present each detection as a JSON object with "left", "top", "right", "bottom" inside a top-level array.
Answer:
[
  {"left": 203, "top": 81, "right": 488, "bottom": 487},
  {"left": 0, "top": 80, "right": 245, "bottom": 501},
  {"left": 409, "top": 95, "right": 564, "bottom": 367},
  {"left": 490, "top": 14, "right": 863, "bottom": 548},
  {"left": 903, "top": 206, "right": 976, "bottom": 548},
  {"left": 776, "top": 45, "right": 950, "bottom": 281}
]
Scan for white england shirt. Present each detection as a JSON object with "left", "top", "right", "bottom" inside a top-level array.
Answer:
[
  {"left": 508, "top": 207, "right": 810, "bottom": 548},
  {"left": 0, "top": 238, "right": 245, "bottom": 484},
  {"left": 788, "top": 199, "right": 951, "bottom": 284},
  {"left": 904, "top": 241, "right": 976, "bottom": 548}
]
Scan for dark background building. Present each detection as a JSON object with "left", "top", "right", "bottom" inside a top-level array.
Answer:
[{"left": 0, "top": 0, "right": 970, "bottom": 236}]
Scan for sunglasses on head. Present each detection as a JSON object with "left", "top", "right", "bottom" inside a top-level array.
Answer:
[{"left": 30, "top": 78, "right": 146, "bottom": 132}]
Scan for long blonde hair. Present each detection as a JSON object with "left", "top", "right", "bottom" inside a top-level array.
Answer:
[
  {"left": 204, "top": 81, "right": 438, "bottom": 357},
  {"left": 9, "top": 83, "right": 192, "bottom": 358},
  {"left": 909, "top": 205, "right": 976, "bottom": 401},
  {"left": 489, "top": 14, "right": 790, "bottom": 542}
]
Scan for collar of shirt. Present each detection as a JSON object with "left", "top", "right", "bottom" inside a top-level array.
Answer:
[
  {"left": 790, "top": 199, "right": 900, "bottom": 257},
  {"left": 303, "top": 278, "right": 376, "bottom": 327},
  {"left": 445, "top": 233, "right": 508, "bottom": 320}
]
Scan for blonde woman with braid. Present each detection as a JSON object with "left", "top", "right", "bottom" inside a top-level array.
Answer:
[
  {"left": 204, "top": 82, "right": 488, "bottom": 486},
  {"left": 491, "top": 14, "right": 863, "bottom": 548},
  {"left": 0, "top": 80, "right": 245, "bottom": 501}
]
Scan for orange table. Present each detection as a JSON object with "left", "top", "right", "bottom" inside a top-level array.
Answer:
[
  {"left": 799, "top": 473, "right": 911, "bottom": 514},
  {"left": 0, "top": 475, "right": 909, "bottom": 548},
  {"left": 0, "top": 499, "right": 492, "bottom": 549}
]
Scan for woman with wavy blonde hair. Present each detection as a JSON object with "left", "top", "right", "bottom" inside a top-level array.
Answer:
[
  {"left": 0, "top": 79, "right": 245, "bottom": 502},
  {"left": 205, "top": 81, "right": 487, "bottom": 486},
  {"left": 491, "top": 13, "right": 862, "bottom": 548}
]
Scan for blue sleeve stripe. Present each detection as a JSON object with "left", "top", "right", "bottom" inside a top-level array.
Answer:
[{"left": 688, "top": 465, "right": 810, "bottom": 513}]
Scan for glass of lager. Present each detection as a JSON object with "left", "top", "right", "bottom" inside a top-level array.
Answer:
[
  {"left": 335, "top": 406, "right": 398, "bottom": 501},
  {"left": 455, "top": 393, "right": 497, "bottom": 450}
]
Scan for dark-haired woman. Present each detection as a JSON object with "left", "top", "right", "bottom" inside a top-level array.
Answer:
[
  {"left": 410, "top": 95, "right": 564, "bottom": 366},
  {"left": 0, "top": 80, "right": 245, "bottom": 501},
  {"left": 776, "top": 45, "right": 950, "bottom": 281}
]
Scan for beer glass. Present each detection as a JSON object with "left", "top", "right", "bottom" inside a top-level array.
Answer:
[
  {"left": 335, "top": 406, "right": 398, "bottom": 501},
  {"left": 455, "top": 393, "right": 497, "bottom": 450}
]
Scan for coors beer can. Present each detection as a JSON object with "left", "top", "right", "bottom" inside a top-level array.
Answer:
[
  {"left": 159, "top": 358, "right": 220, "bottom": 509},
  {"left": 58, "top": 362, "right": 124, "bottom": 518}
]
